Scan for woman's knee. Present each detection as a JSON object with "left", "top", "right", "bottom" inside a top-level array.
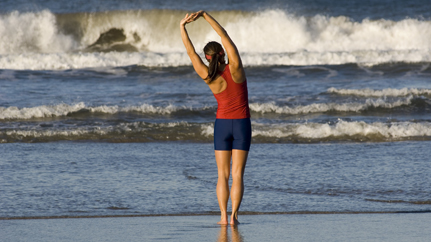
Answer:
[
  {"left": 218, "top": 172, "right": 230, "bottom": 182},
  {"left": 231, "top": 169, "right": 244, "bottom": 181}
]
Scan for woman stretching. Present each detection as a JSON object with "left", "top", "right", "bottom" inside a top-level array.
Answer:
[{"left": 180, "top": 11, "right": 251, "bottom": 225}]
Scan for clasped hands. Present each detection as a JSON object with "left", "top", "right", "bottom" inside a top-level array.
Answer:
[{"left": 180, "top": 10, "right": 206, "bottom": 27}]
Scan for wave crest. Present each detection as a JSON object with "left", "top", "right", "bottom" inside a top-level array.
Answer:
[
  {"left": 0, "top": 103, "right": 183, "bottom": 120},
  {"left": 328, "top": 87, "right": 431, "bottom": 97},
  {"left": 251, "top": 120, "right": 431, "bottom": 142},
  {"left": 0, "top": 96, "right": 420, "bottom": 120},
  {"left": 249, "top": 97, "right": 413, "bottom": 114},
  {"left": 0, "top": 10, "right": 76, "bottom": 54},
  {"left": 2, "top": 120, "right": 431, "bottom": 143},
  {"left": 0, "top": 103, "right": 86, "bottom": 120},
  {"left": 2, "top": 9, "right": 431, "bottom": 69}
]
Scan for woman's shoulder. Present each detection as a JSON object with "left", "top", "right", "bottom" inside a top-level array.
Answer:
[{"left": 225, "top": 64, "right": 246, "bottom": 84}]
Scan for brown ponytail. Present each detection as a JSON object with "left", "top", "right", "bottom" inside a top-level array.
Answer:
[{"left": 203, "top": 41, "right": 225, "bottom": 83}]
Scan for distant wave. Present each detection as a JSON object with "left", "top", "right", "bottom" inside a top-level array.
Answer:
[
  {"left": 0, "top": 97, "right": 418, "bottom": 120},
  {"left": 249, "top": 97, "right": 414, "bottom": 114},
  {"left": 328, "top": 87, "right": 431, "bottom": 97},
  {"left": 2, "top": 9, "right": 431, "bottom": 54},
  {"left": 1, "top": 9, "right": 431, "bottom": 69},
  {"left": 3, "top": 51, "right": 431, "bottom": 70},
  {"left": 1, "top": 121, "right": 210, "bottom": 143},
  {"left": 2, "top": 120, "right": 431, "bottom": 143},
  {"left": 250, "top": 120, "right": 431, "bottom": 142},
  {"left": 0, "top": 52, "right": 185, "bottom": 70},
  {"left": 0, "top": 103, "right": 211, "bottom": 120},
  {"left": 0, "top": 103, "right": 87, "bottom": 120}
]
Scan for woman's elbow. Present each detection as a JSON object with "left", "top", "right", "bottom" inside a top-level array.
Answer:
[{"left": 186, "top": 49, "right": 197, "bottom": 56}]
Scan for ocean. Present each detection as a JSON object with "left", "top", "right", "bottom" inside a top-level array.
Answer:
[{"left": 1, "top": 0, "right": 431, "bottom": 219}]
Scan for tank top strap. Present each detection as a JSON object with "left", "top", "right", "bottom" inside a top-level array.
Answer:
[{"left": 220, "top": 65, "right": 234, "bottom": 84}]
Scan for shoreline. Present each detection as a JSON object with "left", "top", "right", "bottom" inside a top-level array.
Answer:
[
  {"left": 2, "top": 213, "right": 431, "bottom": 242},
  {"left": 3, "top": 209, "right": 431, "bottom": 220}
]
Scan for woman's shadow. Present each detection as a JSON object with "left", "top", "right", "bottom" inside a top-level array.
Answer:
[{"left": 217, "top": 225, "right": 244, "bottom": 242}]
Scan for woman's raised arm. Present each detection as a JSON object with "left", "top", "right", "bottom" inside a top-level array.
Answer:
[
  {"left": 180, "top": 13, "right": 209, "bottom": 80},
  {"left": 196, "top": 11, "right": 245, "bottom": 82}
]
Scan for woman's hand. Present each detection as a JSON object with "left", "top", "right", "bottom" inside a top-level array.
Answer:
[
  {"left": 180, "top": 13, "right": 198, "bottom": 27},
  {"left": 194, "top": 10, "right": 206, "bottom": 18}
]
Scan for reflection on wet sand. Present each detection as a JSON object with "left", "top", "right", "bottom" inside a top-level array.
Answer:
[{"left": 217, "top": 225, "right": 244, "bottom": 242}]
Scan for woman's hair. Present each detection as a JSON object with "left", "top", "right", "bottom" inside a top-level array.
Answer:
[{"left": 203, "top": 41, "right": 225, "bottom": 82}]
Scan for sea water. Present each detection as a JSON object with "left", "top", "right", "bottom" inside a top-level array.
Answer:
[{"left": 1, "top": 0, "right": 431, "bottom": 218}]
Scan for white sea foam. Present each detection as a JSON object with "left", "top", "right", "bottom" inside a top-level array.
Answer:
[
  {"left": 200, "top": 124, "right": 215, "bottom": 137},
  {"left": 3, "top": 120, "right": 431, "bottom": 142},
  {"left": 0, "top": 103, "right": 86, "bottom": 119},
  {"left": 88, "top": 103, "right": 180, "bottom": 115},
  {"left": 249, "top": 97, "right": 413, "bottom": 114},
  {"left": 225, "top": 10, "right": 431, "bottom": 53},
  {"left": 327, "top": 87, "right": 431, "bottom": 97},
  {"left": 1, "top": 96, "right": 414, "bottom": 120},
  {"left": 0, "top": 103, "right": 192, "bottom": 120},
  {"left": 296, "top": 120, "right": 431, "bottom": 139},
  {"left": 204, "top": 119, "right": 431, "bottom": 140},
  {"left": 1, "top": 9, "right": 431, "bottom": 69},
  {"left": 251, "top": 120, "right": 431, "bottom": 140},
  {"left": 3, "top": 50, "right": 430, "bottom": 70},
  {"left": 4, "top": 129, "right": 101, "bottom": 138},
  {"left": 0, "top": 10, "right": 76, "bottom": 54},
  {"left": 0, "top": 52, "right": 191, "bottom": 70}
]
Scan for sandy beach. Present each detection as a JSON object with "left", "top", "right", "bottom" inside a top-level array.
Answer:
[{"left": 2, "top": 213, "right": 430, "bottom": 241}]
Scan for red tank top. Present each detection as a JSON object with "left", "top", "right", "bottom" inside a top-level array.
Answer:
[{"left": 213, "top": 65, "right": 250, "bottom": 119}]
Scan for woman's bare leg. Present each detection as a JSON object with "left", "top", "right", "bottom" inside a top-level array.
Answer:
[
  {"left": 230, "top": 149, "right": 248, "bottom": 225},
  {"left": 215, "top": 150, "right": 232, "bottom": 225}
]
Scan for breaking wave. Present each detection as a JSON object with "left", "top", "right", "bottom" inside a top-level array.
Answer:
[
  {"left": 249, "top": 97, "right": 415, "bottom": 115},
  {"left": 328, "top": 87, "right": 431, "bottom": 97},
  {"left": 2, "top": 120, "right": 431, "bottom": 143},
  {"left": 0, "top": 103, "right": 214, "bottom": 120},
  {"left": 0, "top": 96, "right": 421, "bottom": 120},
  {"left": 249, "top": 120, "right": 431, "bottom": 142},
  {"left": 1, "top": 9, "right": 431, "bottom": 69}
]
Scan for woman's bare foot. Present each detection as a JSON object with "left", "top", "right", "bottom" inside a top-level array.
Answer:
[
  {"left": 217, "top": 219, "right": 229, "bottom": 225},
  {"left": 217, "top": 213, "right": 229, "bottom": 225},
  {"left": 230, "top": 216, "right": 240, "bottom": 225}
]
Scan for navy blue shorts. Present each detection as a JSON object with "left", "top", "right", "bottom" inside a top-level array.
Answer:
[{"left": 214, "top": 118, "right": 252, "bottom": 151}]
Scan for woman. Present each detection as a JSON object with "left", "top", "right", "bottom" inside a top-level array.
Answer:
[{"left": 180, "top": 11, "right": 251, "bottom": 225}]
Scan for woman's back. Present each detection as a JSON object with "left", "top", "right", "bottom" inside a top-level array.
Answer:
[{"left": 212, "top": 64, "right": 250, "bottom": 119}]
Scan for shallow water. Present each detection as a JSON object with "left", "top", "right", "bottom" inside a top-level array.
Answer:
[
  {"left": 1, "top": 142, "right": 430, "bottom": 218},
  {"left": 2, "top": 213, "right": 431, "bottom": 242}
]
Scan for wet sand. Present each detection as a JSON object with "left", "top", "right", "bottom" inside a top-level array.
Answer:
[{"left": 2, "top": 213, "right": 430, "bottom": 241}]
